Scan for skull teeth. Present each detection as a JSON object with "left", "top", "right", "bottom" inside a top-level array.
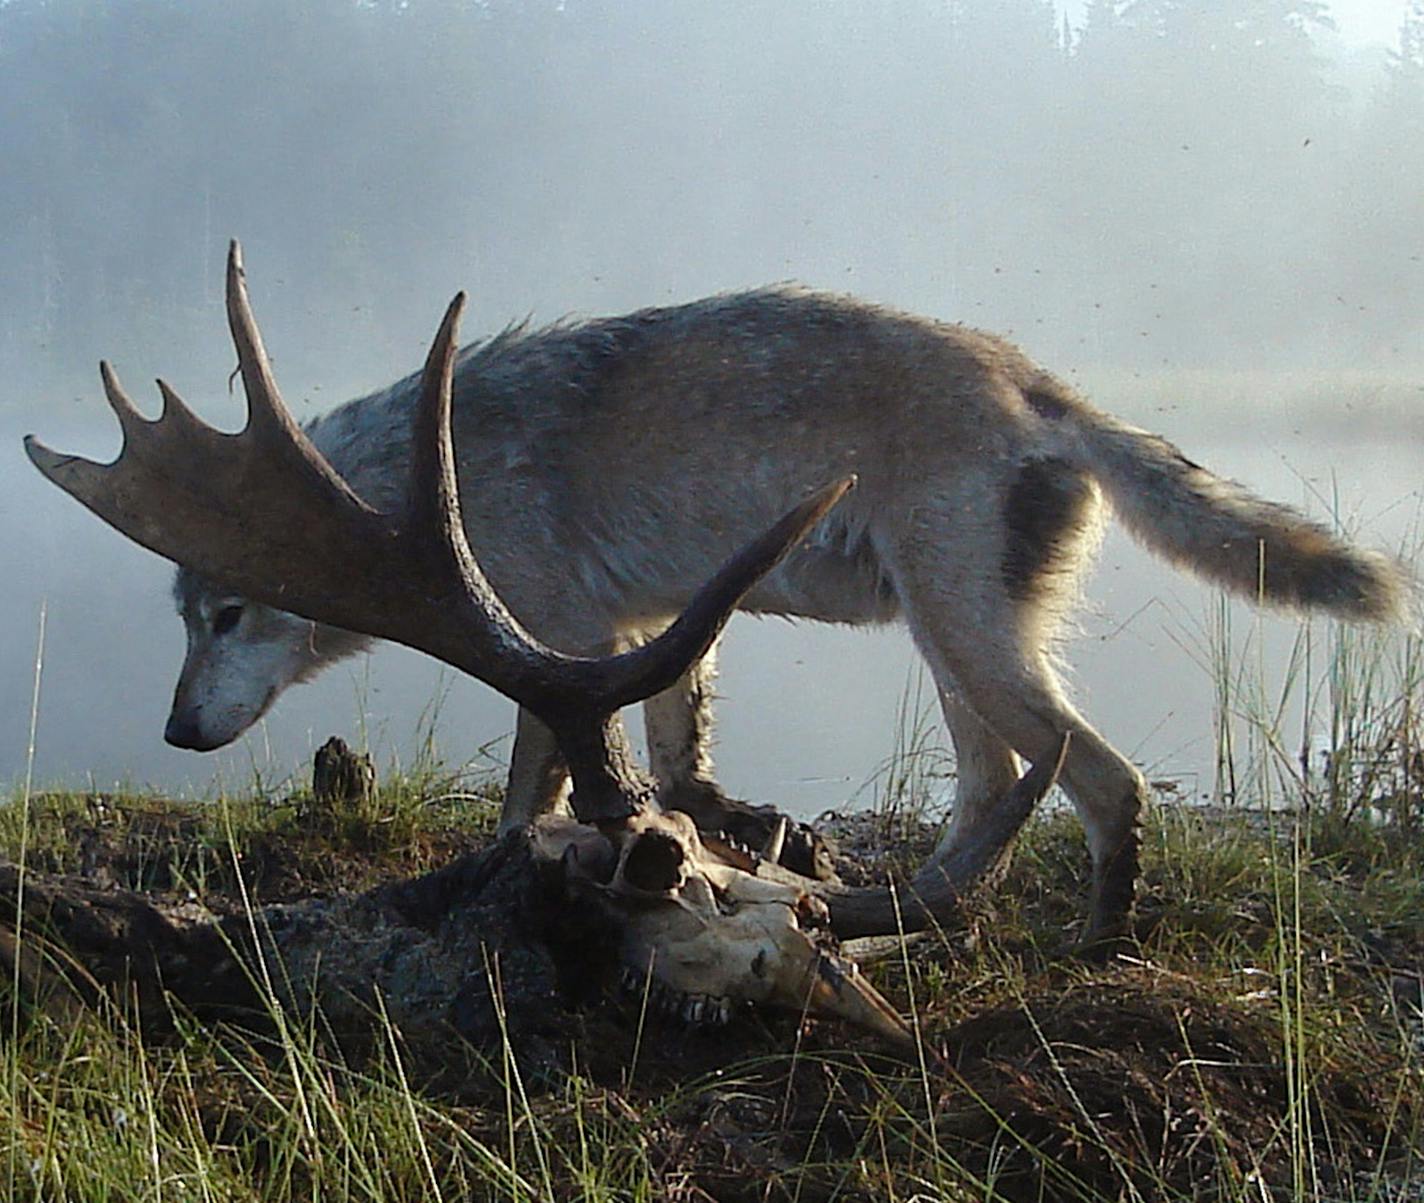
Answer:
[
  {"left": 715, "top": 830, "right": 753, "bottom": 858},
  {"left": 617, "top": 966, "right": 733, "bottom": 1027}
]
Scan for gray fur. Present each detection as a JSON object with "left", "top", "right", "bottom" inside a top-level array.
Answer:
[{"left": 169, "top": 286, "right": 1408, "bottom": 938}]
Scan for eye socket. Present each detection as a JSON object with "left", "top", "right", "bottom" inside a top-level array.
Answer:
[{"left": 212, "top": 605, "right": 245, "bottom": 636}]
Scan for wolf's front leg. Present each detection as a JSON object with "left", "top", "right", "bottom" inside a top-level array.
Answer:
[
  {"left": 497, "top": 707, "right": 572, "bottom": 833},
  {"left": 643, "top": 641, "right": 839, "bottom": 881}
]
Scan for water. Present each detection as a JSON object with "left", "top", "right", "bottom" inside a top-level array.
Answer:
[{"left": 3, "top": 377, "right": 1419, "bottom": 818}]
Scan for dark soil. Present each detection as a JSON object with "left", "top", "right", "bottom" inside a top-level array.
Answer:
[{"left": 21, "top": 790, "right": 492, "bottom": 904}]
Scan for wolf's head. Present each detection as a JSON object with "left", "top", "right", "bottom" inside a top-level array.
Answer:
[{"left": 166, "top": 567, "right": 371, "bottom": 750}]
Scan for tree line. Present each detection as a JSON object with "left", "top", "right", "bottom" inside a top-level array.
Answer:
[{"left": 2, "top": 0, "right": 1421, "bottom": 406}]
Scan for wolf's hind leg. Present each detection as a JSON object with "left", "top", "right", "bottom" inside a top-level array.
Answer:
[
  {"left": 936, "top": 649, "right": 1145, "bottom": 945},
  {"left": 888, "top": 516, "right": 1145, "bottom": 943},
  {"left": 929, "top": 689, "right": 1025, "bottom": 885}
]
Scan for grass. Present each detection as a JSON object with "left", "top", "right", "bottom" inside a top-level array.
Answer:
[
  {"left": 1, "top": 583, "right": 1422, "bottom": 1199},
  {"left": 1, "top": 767, "right": 1421, "bottom": 1200}
]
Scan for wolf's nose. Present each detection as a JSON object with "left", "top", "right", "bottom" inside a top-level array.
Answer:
[{"left": 165, "top": 714, "right": 219, "bottom": 751}]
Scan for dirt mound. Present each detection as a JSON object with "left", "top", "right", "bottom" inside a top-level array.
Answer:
[{"left": 6, "top": 794, "right": 1416, "bottom": 1200}]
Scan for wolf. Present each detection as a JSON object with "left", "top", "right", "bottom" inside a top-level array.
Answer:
[{"left": 166, "top": 285, "right": 1406, "bottom": 939}]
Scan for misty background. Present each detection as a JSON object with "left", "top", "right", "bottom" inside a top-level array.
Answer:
[{"left": 2, "top": 0, "right": 1421, "bottom": 815}]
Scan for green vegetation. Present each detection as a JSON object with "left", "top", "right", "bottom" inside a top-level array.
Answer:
[
  {"left": 0, "top": 768, "right": 1420, "bottom": 1197},
  {"left": 2, "top": 577, "right": 1421, "bottom": 1200}
]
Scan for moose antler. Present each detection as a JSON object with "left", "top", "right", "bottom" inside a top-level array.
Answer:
[
  {"left": 26, "top": 246, "right": 1066, "bottom": 1040},
  {"left": 26, "top": 242, "right": 850, "bottom": 824}
]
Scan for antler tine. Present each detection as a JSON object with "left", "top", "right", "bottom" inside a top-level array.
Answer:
[
  {"left": 226, "top": 240, "right": 301, "bottom": 445},
  {"left": 23, "top": 431, "right": 107, "bottom": 508},
  {"left": 98, "top": 361, "right": 147, "bottom": 439},
  {"left": 822, "top": 734, "right": 1070, "bottom": 938},
  {"left": 220, "top": 241, "right": 375, "bottom": 517},
  {"left": 387, "top": 288, "right": 591, "bottom": 705},
  {"left": 407, "top": 291, "right": 468, "bottom": 547},
  {"left": 590, "top": 476, "right": 856, "bottom": 715},
  {"left": 402, "top": 288, "right": 534, "bottom": 651},
  {"left": 155, "top": 379, "right": 216, "bottom": 437},
  {"left": 532, "top": 475, "right": 856, "bottom": 823}
]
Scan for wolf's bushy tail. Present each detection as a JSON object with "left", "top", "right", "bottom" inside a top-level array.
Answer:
[{"left": 1066, "top": 409, "right": 1409, "bottom": 622}]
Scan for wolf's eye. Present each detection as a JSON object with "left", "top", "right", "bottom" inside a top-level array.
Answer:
[{"left": 212, "top": 605, "right": 245, "bottom": 636}]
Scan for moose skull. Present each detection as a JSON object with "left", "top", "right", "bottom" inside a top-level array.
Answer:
[{"left": 533, "top": 811, "right": 912, "bottom": 1045}]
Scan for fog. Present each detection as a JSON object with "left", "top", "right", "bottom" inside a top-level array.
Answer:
[{"left": 3, "top": 0, "right": 1421, "bottom": 815}]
